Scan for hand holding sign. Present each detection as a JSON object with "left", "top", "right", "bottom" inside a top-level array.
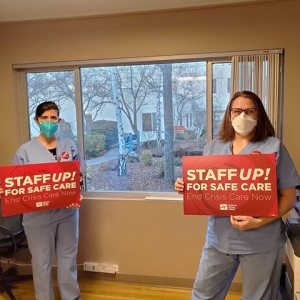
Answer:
[
  {"left": 230, "top": 215, "right": 263, "bottom": 231},
  {"left": 67, "top": 194, "right": 83, "bottom": 209},
  {"left": 174, "top": 178, "right": 184, "bottom": 194}
]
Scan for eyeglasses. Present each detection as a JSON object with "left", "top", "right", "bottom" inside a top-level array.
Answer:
[{"left": 230, "top": 108, "right": 257, "bottom": 117}]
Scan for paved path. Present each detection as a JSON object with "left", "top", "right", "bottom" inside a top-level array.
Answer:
[{"left": 86, "top": 148, "right": 119, "bottom": 166}]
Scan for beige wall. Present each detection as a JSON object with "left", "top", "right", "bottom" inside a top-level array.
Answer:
[{"left": 1, "top": 0, "right": 300, "bottom": 291}]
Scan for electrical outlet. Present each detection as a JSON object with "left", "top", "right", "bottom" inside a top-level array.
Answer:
[
  {"left": 83, "top": 262, "right": 119, "bottom": 274},
  {"left": 83, "top": 262, "right": 98, "bottom": 272}
]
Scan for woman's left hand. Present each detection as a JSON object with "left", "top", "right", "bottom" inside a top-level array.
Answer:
[
  {"left": 67, "top": 194, "right": 83, "bottom": 209},
  {"left": 230, "top": 215, "right": 262, "bottom": 230}
]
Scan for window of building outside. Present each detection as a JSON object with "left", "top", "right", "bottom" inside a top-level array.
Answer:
[
  {"left": 142, "top": 113, "right": 156, "bottom": 132},
  {"left": 21, "top": 51, "right": 282, "bottom": 199}
]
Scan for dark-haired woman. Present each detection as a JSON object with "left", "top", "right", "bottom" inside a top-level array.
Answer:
[
  {"left": 11, "top": 101, "right": 86, "bottom": 300},
  {"left": 175, "top": 91, "right": 300, "bottom": 300}
]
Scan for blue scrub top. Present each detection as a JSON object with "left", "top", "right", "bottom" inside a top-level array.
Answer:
[
  {"left": 204, "top": 136, "right": 300, "bottom": 254},
  {"left": 12, "top": 137, "right": 86, "bottom": 227}
]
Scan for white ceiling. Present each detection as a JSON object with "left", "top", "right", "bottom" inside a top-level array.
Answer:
[{"left": 0, "top": 0, "right": 268, "bottom": 23}]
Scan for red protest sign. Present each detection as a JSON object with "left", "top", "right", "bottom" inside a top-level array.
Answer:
[
  {"left": 0, "top": 161, "right": 80, "bottom": 216},
  {"left": 182, "top": 154, "right": 278, "bottom": 217}
]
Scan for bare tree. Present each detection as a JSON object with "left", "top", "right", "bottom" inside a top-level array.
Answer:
[
  {"left": 27, "top": 70, "right": 112, "bottom": 134},
  {"left": 156, "top": 97, "right": 162, "bottom": 147},
  {"left": 160, "top": 64, "right": 174, "bottom": 191},
  {"left": 81, "top": 68, "right": 112, "bottom": 124},
  {"left": 115, "top": 65, "right": 160, "bottom": 133},
  {"left": 110, "top": 68, "right": 127, "bottom": 176},
  {"left": 27, "top": 72, "right": 70, "bottom": 117},
  {"left": 172, "top": 63, "right": 206, "bottom": 127}
]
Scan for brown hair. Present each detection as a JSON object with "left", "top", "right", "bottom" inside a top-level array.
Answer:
[
  {"left": 217, "top": 91, "right": 275, "bottom": 142},
  {"left": 34, "top": 101, "right": 60, "bottom": 119}
]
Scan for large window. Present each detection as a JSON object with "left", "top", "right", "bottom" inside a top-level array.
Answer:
[{"left": 19, "top": 50, "right": 283, "bottom": 197}]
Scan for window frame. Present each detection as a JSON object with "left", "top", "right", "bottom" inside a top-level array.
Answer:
[{"left": 14, "top": 49, "right": 283, "bottom": 201}]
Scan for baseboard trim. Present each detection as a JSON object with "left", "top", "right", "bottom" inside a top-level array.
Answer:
[
  {"left": 77, "top": 270, "right": 194, "bottom": 288},
  {"left": 77, "top": 269, "right": 242, "bottom": 293}
]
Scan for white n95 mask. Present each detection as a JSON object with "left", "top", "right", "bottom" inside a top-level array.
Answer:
[{"left": 231, "top": 112, "right": 257, "bottom": 135}]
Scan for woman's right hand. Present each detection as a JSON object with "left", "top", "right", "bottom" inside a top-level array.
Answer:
[
  {"left": 67, "top": 194, "right": 83, "bottom": 209},
  {"left": 174, "top": 178, "right": 185, "bottom": 194},
  {"left": 0, "top": 187, "right": 3, "bottom": 199}
]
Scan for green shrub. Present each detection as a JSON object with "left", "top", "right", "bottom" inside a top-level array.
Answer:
[
  {"left": 84, "top": 133, "right": 105, "bottom": 159},
  {"left": 141, "top": 150, "right": 153, "bottom": 166},
  {"left": 184, "top": 130, "right": 195, "bottom": 139},
  {"left": 141, "top": 139, "right": 158, "bottom": 149},
  {"left": 105, "top": 127, "right": 118, "bottom": 150},
  {"left": 89, "top": 120, "right": 118, "bottom": 150},
  {"left": 90, "top": 120, "right": 117, "bottom": 134},
  {"left": 156, "top": 158, "right": 164, "bottom": 177},
  {"left": 175, "top": 133, "right": 185, "bottom": 140}
]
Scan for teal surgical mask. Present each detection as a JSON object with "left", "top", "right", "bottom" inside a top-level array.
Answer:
[{"left": 39, "top": 121, "right": 58, "bottom": 138}]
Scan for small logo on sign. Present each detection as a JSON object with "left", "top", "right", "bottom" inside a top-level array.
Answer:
[
  {"left": 61, "top": 152, "right": 69, "bottom": 159},
  {"left": 36, "top": 201, "right": 50, "bottom": 207},
  {"left": 220, "top": 204, "right": 228, "bottom": 210}
]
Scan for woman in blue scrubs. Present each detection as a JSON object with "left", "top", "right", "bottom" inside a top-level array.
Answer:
[
  {"left": 175, "top": 91, "right": 300, "bottom": 300},
  {"left": 1, "top": 101, "right": 86, "bottom": 300}
]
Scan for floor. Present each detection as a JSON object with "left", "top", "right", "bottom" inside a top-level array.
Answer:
[{"left": 0, "top": 278, "right": 243, "bottom": 300}]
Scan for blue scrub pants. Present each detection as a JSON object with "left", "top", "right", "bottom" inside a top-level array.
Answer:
[
  {"left": 24, "top": 211, "right": 80, "bottom": 300},
  {"left": 192, "top": 244, "right": 283, "bottom": 300}
]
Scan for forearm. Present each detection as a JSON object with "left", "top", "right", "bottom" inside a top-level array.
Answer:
[
  {"left": 278, "top": 195, "right": 297, "bottom": 217},
  {"left": 256, "top": 188, "right": 296, "bottom": 227}
]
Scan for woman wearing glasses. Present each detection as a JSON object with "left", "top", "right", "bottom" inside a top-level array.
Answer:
[{"left": 175, "top": 91, "right": 300, "bottom": 300}]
